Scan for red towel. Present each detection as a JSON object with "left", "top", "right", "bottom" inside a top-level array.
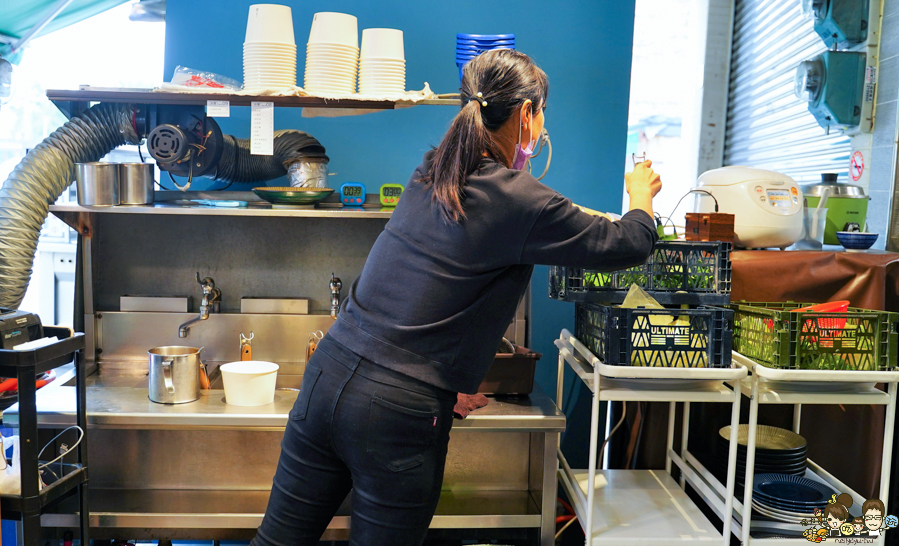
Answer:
[{"left": 453, "top": 393, "right": 488, "bottom": 419}]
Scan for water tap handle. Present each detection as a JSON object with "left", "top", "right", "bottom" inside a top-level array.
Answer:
[{"left": 195, "top": 273, "right": 221, "bottom": 311}]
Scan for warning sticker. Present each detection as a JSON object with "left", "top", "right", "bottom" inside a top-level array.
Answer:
[
  {"left": 851, "top": 151, "right": 865, "bottom": 182},
  {"left": 864, "top": 82, "right": 876, "bottom": 103}
]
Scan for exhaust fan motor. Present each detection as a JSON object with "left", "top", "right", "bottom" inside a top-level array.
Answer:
[
  {"left": 148, "top": 124, "right": 189, "bottom": 163},
  {"left": 146, "top": 115, "right": 223, "bottom": 178}
]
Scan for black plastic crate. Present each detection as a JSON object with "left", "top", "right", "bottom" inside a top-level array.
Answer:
[
  {"left": 549, "top": 241, "right": 732, "bottom": 306},
  {"left": 574, "top": 302, "right": 733, "bottom": 367}
]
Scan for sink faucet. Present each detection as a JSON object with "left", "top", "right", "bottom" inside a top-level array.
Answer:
[{"left": 179, "top": 273, "right": 222, "bottom": 338}]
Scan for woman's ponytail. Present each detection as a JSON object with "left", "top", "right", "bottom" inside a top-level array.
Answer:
[
  {"left": 429, "top": 99, "right": 502, "bottom": 223},
  {"left": 422, "top": 49, "right": 548, "bottom": 224}
]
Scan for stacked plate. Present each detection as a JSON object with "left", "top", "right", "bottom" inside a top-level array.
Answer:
[
  {"left": 243, "top": 4, "right": 297, "bottom": 91},
  {"left": 305, "top": 12, "right": 359, "bottom": 95},
  {"left": 752, "top": 473, "right": 836, "bottom": 523},
  {"left": 456, "top": 33, "right": 515, "bottom": 81},
  {"left": 716, "top": 425, "right": 808, "bottom": 488},
  {"left": 358, "top": 28, "right": 405, "bottom": 95}
]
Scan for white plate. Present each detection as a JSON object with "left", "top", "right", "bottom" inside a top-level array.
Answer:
[
  {"left": 762, "top": 380, "right": 878, "bottom": 392},
  {"left": 752, "top": 501, "right": 814, "bottom": 520},
  {"left": 597, "top": 377, "right": 724, "bottom": 390}
]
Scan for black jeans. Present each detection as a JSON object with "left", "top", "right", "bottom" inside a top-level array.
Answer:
[{"left": 251, "top": 334, "right": 457, "bottom": 546}]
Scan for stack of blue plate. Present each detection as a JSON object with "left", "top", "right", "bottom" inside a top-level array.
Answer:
[
  {"left": 753, "top": 473, "right": 836, "bottom": 514},
  {"left": 456, "top": 33, "right": 515, "bottom": 81}
]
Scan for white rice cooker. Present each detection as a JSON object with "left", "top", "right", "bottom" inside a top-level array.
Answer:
[{"left": 693, "top": 166, "right": 803, "bottom": 249}]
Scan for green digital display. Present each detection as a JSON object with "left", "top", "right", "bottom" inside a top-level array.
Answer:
[{"left": 383, "top": 186, "right": 403, "bottom": 197}]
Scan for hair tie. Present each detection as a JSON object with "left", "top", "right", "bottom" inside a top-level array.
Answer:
[{"left": 473, "top": 91, "right": 487, "bottom": 107}]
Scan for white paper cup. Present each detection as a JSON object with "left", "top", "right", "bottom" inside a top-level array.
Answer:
[
  {"left": 307, "top": 53, "right": 359, "bottom": 64},
  {"left": 221, "top": 361, "right": 280, "bottom": 406},
  {"left": 360, "top": 28, "right": 404, "bottom": 61},
  {"left": 307, "top": 43, "right": 359, "bottom": 53},
  {"left": 308, "top": 12, "right": 358, "bottom": 48},
  {"left": 244, "top": 42, "right": 297, "bottom": 51},
  {"left": 245, "top": 4, "right": 295, "bottom": 45},
  {"left": 359, "top": 68, "right": 405, "bottom": 77}
]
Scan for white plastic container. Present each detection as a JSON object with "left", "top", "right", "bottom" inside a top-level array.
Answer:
[
  {"left": 308, "top": 12, "right": 358, "bottom": 48},
  {"left": 245, "top": 4, "right": 295, "bottom": 45},
  {"left": 220, "top": 361, "right": 280, "bottom": 406},
  {"left": 360, "top": 28, "right": 404, "bottom": 61}
]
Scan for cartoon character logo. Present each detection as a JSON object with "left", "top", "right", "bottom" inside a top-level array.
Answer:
[{"left": 802, "top": 493, "right": 896, "bottom": 542}]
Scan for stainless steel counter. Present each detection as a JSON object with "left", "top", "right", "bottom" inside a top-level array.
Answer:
[
  {"left": 5, "top": 367, "right": 565, "bottom": 431},
  {"left": 5, "top": 366, "right": 564, "bottom": 545}
]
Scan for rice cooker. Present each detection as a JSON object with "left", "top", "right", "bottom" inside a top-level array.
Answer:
[
  {"left": 801, "top": 173, "right": 869, "bottom": 245},
  {"left": 693, "top": 166, "right": 803, "bottom": 249}
]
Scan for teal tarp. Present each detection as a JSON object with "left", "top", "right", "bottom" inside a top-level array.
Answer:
[{"left": 1, "top": 0, "right": 129, "bottom": 61}]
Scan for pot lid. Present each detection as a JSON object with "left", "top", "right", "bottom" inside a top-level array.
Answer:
[{"left": 801, "top": 183, "right": 868, "bottom": 198}]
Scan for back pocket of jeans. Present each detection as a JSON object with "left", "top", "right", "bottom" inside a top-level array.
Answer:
[
  {"left": 367, "top": 395, "right": 437, "bottom": 472},
  {"left": 290, "top": 367, "right": 322, "bottom": 420}
]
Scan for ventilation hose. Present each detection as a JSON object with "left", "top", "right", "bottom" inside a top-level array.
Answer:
[
  {"left": 0, "top": 102, "right": 140, "bottom": 309},
  {"left": 210, "top": 130, "right": 328, "bottom": 184}
]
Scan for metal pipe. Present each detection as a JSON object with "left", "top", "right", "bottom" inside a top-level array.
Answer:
[{"left": 0, "top": 102, "right": 139, "bottom": 309}]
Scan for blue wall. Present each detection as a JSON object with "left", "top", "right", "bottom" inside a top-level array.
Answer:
[{"left": 165, "top": 0, "right": 636, "bottom": 465}]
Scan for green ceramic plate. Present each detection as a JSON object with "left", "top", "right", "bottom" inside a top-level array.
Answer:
[{"left": 252, "top": 187, "right": 334, "bottom": 206}]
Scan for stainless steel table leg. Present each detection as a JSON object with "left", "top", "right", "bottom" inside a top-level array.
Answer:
[{"left": 542, "top": 431, "right": 560, "bottom": 546}]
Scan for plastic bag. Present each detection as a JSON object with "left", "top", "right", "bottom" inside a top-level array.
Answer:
[
  {"left": 170, "top": 65, "right": 242, "bottom": 91},
  {"left": 0, "top": 435, "right": 21, "bottom": 494}
]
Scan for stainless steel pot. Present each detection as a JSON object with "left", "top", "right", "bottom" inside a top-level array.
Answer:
[
  {"left": 148, "top": 346, "right": 202, "bottom": 404},
  {"left": 118, "top": 163, "right": 155, "bottom": 205},
  {"left": 287, "top": 158, "right": 329, "bottom": 188},
  {"left": 75, "top": 162, "right": 119, "bottom": 206}
]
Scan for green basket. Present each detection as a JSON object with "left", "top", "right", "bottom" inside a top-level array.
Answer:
[{"left": 727, "top": 301, "right": 899, "bottom": 371}]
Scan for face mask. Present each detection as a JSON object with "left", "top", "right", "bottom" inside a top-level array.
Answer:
[{"left": 511, "top": 109, "right": 537, "bottom": 171}]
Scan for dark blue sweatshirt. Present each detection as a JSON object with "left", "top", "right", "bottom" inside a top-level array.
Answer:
[{"left": 327, "top": 151, "right": 658, "bottom": 393}]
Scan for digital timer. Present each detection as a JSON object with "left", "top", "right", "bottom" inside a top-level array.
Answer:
[
  {"left": 379, "top": 183, "right": 404, "bottom": 207},
  {"left": 339, "top": 182, "right": 366, "bottom": 206}
]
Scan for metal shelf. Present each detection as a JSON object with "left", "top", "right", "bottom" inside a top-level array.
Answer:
[
  {"left": 685, "top": 351, "right": 899, "bottom": 545},
  {"left": 41, "top": 487, "right": 542, "bottom": 540},
  {"left": 45, "top": 87, "right": 460, "bottom": 117},
  {"left": 557, "top": 468, "right": 721, "bottom": 544},
  {"left": 554, "top": 329, "right": 747, "bottom": 546}
]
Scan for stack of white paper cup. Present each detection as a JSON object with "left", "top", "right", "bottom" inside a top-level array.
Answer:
[
  {"left": 358, "top": 28, "right": 405, "bottom": 95},
  {"left": 243, "top": 4, "right": 297, "bottom": 91},
  {"left": 304, "top": 12, "right": 359, "bottom": 95}
]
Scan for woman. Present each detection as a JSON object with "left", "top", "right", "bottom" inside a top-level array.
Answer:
[{"left": 252, "top": 49, "right": 661, "bottom": 546}]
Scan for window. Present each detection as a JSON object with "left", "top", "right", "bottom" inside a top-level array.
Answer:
[
  {"left": 626, "top": 0, "right": 704, "bottom": 234},
  {"left": 0, "top": 2, "right": 165, "bottom": 324}
]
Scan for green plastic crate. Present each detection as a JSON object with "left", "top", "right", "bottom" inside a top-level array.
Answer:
[{"left": 727, "top": 301, "right": 899, "bottom": 371}]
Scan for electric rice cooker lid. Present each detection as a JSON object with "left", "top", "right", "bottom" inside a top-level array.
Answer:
[
  {"left": 697, "top": 166, "right": 798, "bottom": 187},
  {"left": 801, "top": 182, "right": 868, "bottom": 198}
]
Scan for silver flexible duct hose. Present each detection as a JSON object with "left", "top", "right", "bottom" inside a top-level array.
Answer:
[
  {"left": 0, "top": 102, "right": 140, "bottom": 309},
  {"left": 210, "top": 130, "right": 328, "bottom": 184}
]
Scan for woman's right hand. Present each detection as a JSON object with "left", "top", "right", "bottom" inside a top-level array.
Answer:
[{"left": 626, "top": 160, "right": 662, "bottom": 198}]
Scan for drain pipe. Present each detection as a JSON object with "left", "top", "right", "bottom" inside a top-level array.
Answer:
[{"left": 0, "top": 102, "right": 140, "bottom": 309}]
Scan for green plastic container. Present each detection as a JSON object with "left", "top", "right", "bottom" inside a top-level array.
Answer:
[
  {"left": 803, "top": 179, "right": 869, "bottom": 245},
  {"left": 727, "top": 301, "right": 898, "bottom": 371}
]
